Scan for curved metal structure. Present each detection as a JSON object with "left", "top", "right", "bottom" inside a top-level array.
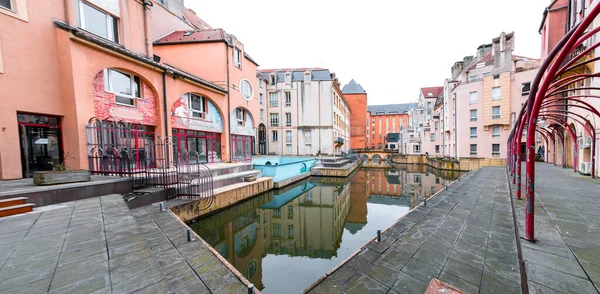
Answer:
[{"left": 508, "top": 6, "right": 600, "bottom": 241}]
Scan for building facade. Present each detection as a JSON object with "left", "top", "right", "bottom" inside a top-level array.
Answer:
[
  {"left": 366, "top": 104, "right": 411, "bottom": 150},
  {"left": 0, "top": 0, "right": 261, "bottom": 179},
  {"left": 342, "top": 80, "right": 368, "bottom": 150},
  {"left": 258, "top": 68, "right": 350, "bottom": 156}
]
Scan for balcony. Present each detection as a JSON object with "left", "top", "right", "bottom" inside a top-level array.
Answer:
[{"left": 335, "top": 137, "right": 344, "bottom": 145}]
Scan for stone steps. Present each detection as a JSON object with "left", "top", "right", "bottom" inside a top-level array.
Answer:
[
  {"left": 0, "top": 202, "right": 34, "bottom": 218},
  {"left": 212, "top": 170, "right": 262, "bottom": 189}
]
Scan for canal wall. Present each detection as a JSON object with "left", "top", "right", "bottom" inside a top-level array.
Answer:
[
  {"left": 390, "top": 154, "right": 505, "bottom": 171},
  {"left": 171, "top": 177, "right": 273, "bottom": 222},
  {"left": 311, "top": 158, "right": 363, "bottom": 177}
]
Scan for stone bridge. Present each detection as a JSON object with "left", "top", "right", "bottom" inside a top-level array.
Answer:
[{"left": 352, "top": 149, "right": 398, "bottom": 162}]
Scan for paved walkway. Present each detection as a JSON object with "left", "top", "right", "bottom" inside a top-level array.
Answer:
[
  {"left": 309, "top": 167, "right": 522, "bottom": 294},
  {"left": 513, "top": 163, "right": 600, "bottom": 293},
  {"left": 0, "top": 195, "right": 249, "bottom": 294}
]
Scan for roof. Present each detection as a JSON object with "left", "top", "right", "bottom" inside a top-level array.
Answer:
[
  {"left": 258, "top": 68, "right": 334, "bottom": 82},
  {"left": 342, "top": 79, "right": 366, "bottom": 94},
  {"left": 53, "top": 20, "right": 227, "bottom": 94},
  {"left": 420, "top": 86, "right": 443, "bottom": 99},
  {"left": 367, "top": 103, "right": 413, "bottom": 115},
  {"left": 434, "top": 93, "right": 444, "bottom": 110},
  {"left": 465, "top": 52, "right": 494, "bottom": 72},
  {"left": 154, "top": 29, "right": 229, "bottom": 45},
  {"left": 182, "top": 8, "right": 213, "bottom": 31}
]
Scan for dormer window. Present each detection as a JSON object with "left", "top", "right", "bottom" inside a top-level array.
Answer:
[
  {"left": 234, "top": 48, "right": 241, "bottom": 68},
  {"left": 285, "top": 72, "right": 291, "bottom": 84},
  {"left": 270, "top": 74, "right": 276, "bottom": 85},
  {"left": 105, "top": 69, "right": 140, "bottom": 106},
  {"left": 79, "top": 1, "right": 119, "bottom": 43},
  {"left": 427, "top": 92, "right": 433, "bottom": 97},
  {"left": 304, "top": 72, "right": 311, "bottom": 83},
  {"left": 188, "top": 94, "right": 206, "bottom": 119}
]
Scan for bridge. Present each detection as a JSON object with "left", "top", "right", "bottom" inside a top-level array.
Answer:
[{"left": 351, "top": 149, "right": 398, "bottom": 162}]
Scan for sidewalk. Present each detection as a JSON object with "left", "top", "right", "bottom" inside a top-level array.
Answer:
[{"left": 0, "top": 195, "right": 249, "bottom": 294}]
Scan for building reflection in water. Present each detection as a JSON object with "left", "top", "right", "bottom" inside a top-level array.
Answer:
[{"left": 189, "top": 165, "right": 463, "bottom": 293}]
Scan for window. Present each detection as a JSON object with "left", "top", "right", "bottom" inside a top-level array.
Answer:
[
  {"left": 234, "top": 48, "right": 241, "bottom": 68},
  {"left": 260, "top": 109, "right": 264, "bottom": 121},
  {"left": 240, "top": 80, "right": 253, "bottom": 99},
  {"left": 288, "top": 225, "right": 294, "bottom": 238},
  {"left": 492, "top": 144, "right": 500, "bottom": 156},
  {"left": 522, "top": 82, "right": 531, "bottom": 96},
  {"left": 492, "top": 87, "right": 501, "bottom": 100},
  {"left": 105, "top": 69, "right": 141, "bottom": 106},
  {"left": 0, "top": 0, "right": 11, "bottom": 10},
  {"left": 470, "top": 144, "right": 477, "bottom": 156},
  {"left": 470, "top": 127, "right": 477, "bottom": 139},
  {"left": 414, "top": 175, "right": 421, "bottom": 183},
  {"left": 492, "top": 106, "right": 501, "bottom": 119},
  {"left": 288, "top": 206, "right": 293, "bottom": 219},
  {"left": 259, "top": 93, "right": 263, "bottom": 105},
  {"left": 286, "top": 144, "right": 292, "bottom": 153},
  {"left": 285, "top": 72, "right": 291, "bottom": 84},
  {"left": 430, "top": 133, "right": 435, "bottom": 141},
  {"left": 286, "top": 130, "right": 292, "bottom": 142},
  {"left": 469, "top": 92, "right": 477, "bottom": 104},
  {"left": 469, "top": 75, "right": 478, "bottom": 82},
  {"left": 273, "top": 224, "right": 281, "bottom": 238},
  {"left": 285, "top": 92, "right": 291, "bottom": 106},
  {"left": 269, "top": 113, "right": 279, "bottom": 127},
  {"left": 270, "top": 74, "right": 276, "bottom": 85},
  {"left": 492, "top": 126, "right": 501, "bottom": 138},
  {"left": 413, "top": 145, "right": 421, "bottom": 153},
  {"left": 470, "top": 109, "right": 477, "bottom": 121},
  {"left": 434, "top": 122, "right": 438, "bottom": 130},
  {"left": 269, "top": 92, "right": 278, "bottom": 107},
  {"left": 285, "top": 113, "right": 291, "bottom": 127},
  {"left": 435, "top": 145, "right": 440, "bottom": 153},
  {"left": 305, "top": 144, "right": 311, "bottom": 154},
  {"left": 493, "top": 74, "right": 500, "bottom": 79},
  {"left": 258, "top": 78, "right": 263, "bottom": 88},
  {"left": 482, "top": 72, "right": 491, "bottom": 77},
  {"left": 235, "top": 108, "right": 245, "bottom": 126},
  {"left": 304, "top": 72, "right": 311, "bottom": 83},
  {"left": 79, "top": 1, "right": 118, "bottom": 42},
  {"left": 272, "top": 130, "right": 278, "bottom": 142}
]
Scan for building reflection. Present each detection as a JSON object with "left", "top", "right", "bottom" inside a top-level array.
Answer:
[{"left": 189, "top": 166, "right": 461, "bottom": 290}]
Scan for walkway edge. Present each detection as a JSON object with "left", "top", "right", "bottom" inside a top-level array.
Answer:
[{"left": 505, "top": 167, "right": 529, "bottom": 294}]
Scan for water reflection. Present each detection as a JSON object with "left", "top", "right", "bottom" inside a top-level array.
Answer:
[{"left": 189, "top": 165, "right": 463, "bottom": 293}]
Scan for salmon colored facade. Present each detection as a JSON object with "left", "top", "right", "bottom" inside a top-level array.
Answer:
[
  {"left": 342, "top": 80, "right": 368, "bottom": 149},
  {"left": 0, "top": 0, "right": 259, "bottom": 179},
  {"left": 368, "top": 113, "right": 409, "bottom": 149}
]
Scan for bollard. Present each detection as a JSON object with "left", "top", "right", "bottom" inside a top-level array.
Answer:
[
  {"left": 423, "top": 197, "right": 427, "bottom": 207},
  {"left": 248, "top": 284, "right": 254, "bottom": 294},
  {"left": 376, "top": 229, "right": 381, "bottom": 243},
  {"left": 187, "top": 228, "right": 194, "bottom": 242},
  {"left": 159, "top": 202, "right": 165, "bottom": 212}
]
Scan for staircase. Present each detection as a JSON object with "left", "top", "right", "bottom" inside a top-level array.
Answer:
[
  {"left": 0, "top": 197, "right": 34, "bottom": 218},
  {"left": 210, "top": 163, "right": 262, "bottom": 189}
]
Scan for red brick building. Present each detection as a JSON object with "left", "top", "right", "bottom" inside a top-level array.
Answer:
[
  {"left": 342, "top": 80, "right": 368, "bottom": 149},
  {"left": 367, "top": 104, "right": 411, "bottom": 149}
]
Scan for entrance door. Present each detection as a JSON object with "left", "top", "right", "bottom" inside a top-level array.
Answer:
[
  {"left": 18, "top": 114, "right": 63, "bottom": 178},
  {"left": 258, "top": 124, "right": 266, "bottom": 155}
]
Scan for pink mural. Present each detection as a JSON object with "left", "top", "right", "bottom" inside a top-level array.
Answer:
[
  {"left": 171, "top": 95, "right": 224, "bottom": 133},
  {"left": 92, "top": 70, "right": 158, "bottom": 125}
]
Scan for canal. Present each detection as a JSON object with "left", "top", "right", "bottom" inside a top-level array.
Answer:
[{"left": 188, "top": 164, "right": 464, "bottom": 293}]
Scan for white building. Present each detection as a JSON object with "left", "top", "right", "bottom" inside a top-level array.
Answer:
[{"left": 258, "top": 68, "right": 350, "bottom": 156}]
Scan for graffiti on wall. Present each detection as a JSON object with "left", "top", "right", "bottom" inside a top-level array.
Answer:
[
  {"left": 93, "top": 71, "right": 158, "bottom": 125},
  {"left": 230, "top": 109, "right": 254, "bottom": 136},
  {"left": 171, "top": 96, "right": 224, "bottom": 133}
]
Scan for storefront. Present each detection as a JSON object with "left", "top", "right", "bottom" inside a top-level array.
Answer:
[
  {"left": 18, "top": 113, "right": 63, "bottom": 178},
  {"left": 230, "top": 108, "right": 255, "bottom": 162},
  {"left": 172, "top": 129, "right": 222, "bottom": 163}
]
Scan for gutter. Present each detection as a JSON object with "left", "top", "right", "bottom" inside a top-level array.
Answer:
[
  {"left": 162, "top": 71, "right": 169, "bottom": 136},
  {"left": 225, "top": 42, "right": 232, "bottom": 162}
]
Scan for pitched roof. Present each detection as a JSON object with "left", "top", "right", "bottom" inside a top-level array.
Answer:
[
  {"left": 182, "top": 8, "right": 213, "bottom": 30},
  {"left": 258, "top": 68, "right": 333, "bottom": 82},
  {"left": 465, "top": 52, "right": 494, "bottom": 72},
  {"left": 420, "top": 86, "right": 443, "bottom": 99},
  {"left": 367, "top": 103, "right": 413, "bottom": 115},
  {"left": 342, "top": 79, "right": 366, "bottom": 94},
  {"left": 154, "top": 29, "right": 229, "bottom": 45}
]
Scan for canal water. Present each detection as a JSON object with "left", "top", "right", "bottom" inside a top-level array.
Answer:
[{"left": 189, "top": 164, "right": 463, "bottom": 293}]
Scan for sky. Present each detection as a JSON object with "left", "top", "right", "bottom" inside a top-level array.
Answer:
[{"left": 186, "top": 0, "right": 549, "bottom": 105}]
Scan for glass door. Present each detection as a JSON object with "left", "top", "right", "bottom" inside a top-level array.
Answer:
[{"left": 18, "top": 114, "right": 63, "bottom": 178}]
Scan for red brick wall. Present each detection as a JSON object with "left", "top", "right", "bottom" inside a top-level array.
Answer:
[
  {"left": 345, "top": 93, "right": 368, "bottom": 149},
  {"left": 92, "top": 71, "right": 158, "bottom": 126}
]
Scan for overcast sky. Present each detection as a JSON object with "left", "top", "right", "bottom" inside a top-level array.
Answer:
[{"left": 187, "top": 0, "right": 549, "bottom": 105}]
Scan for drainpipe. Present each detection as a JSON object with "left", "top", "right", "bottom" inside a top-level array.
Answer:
[
  {"left": 318, "top": 81, "right": 321, "bottom": 154},
  {"left": 225, "top": 44, "right": 231, "bottom": 162},
  {"left": 142, "top": 0, "right": 153, "bottom": 57},
  {"left": 162, "top": 71, "right": 169, "bottom": 138}
]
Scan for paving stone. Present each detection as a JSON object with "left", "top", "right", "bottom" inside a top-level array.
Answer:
[
  {"left": 483, "top": 257, "right": 520, "bottom": 283},
  {"left": 400, "top": 258, "right": 441, "bottom": 283},
  {"left": 525, "top": 260, "right": 597, "bottom": 293},
  {"left": 439, "top": 268, "right": 480, "bottom": 294},
  {"left": 0, "top": 277, "right": 52, "bottom": 294},
  {"left": 521, "top": 246, "right": 588, "bottom": 278},
  {"left": 390, "top": 271, "right": 429, "bottom": 294},
  {"left": 109, "top": 255, "right": 160, "bottom": 284},
  {"left": 442, "top": 257, "right": 482, "bottom": 285},
  {"left": 344, "top": 273, "right": 390, "bottom": 294},
  {"left": 480, "top": 272, "right": 520, "bottom": 294},
  {"left": 111, "top": 266, "right": 165, "bottom": 293},
  {"left": 211, "top": 276, "right": 246, "bottom": 294}
]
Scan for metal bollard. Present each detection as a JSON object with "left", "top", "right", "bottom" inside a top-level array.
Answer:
[
  {"left": 159, "top": 202, "right": 165, "bottom": 212},
  {"left": 423, "top": 197, "right": 427, "bottom": 206},
  {"left": 248, "top": 284, "right": 254, "bottom": 294},
  {"left": 187, "top": 228, "right": 194, "bottom": 242},
  {"left": 376, "top": 229, "right": 381, "bottom": 243}
]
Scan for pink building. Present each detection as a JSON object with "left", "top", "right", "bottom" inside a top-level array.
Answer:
[
  {"left": 0, "top": 0, "right": 260, "bottom": 180},
  {"left": 433, "top": 32, "right": 540, "bottom": 159}
]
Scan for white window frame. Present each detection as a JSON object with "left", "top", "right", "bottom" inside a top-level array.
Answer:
[
  {"left": 304, "top": 72, "right": 311, "bottom": 83},
  {"left": 285, "top": 72, "right": 291, "bottom": 84},
  {"left": 270, "top": 113, "right": 279, "bottom": 127},
  {"left": 469, "top": 92, "right": 477, "bottom": 105},
  {"left": 470, "top": 109, "right": 477, "bottom": 121},
  {"left": 105, "top": 69, "right": 141, "bottom": 107},
  {"left": 240, "top": 79, "right": 253, "bottom": 100},
  {"left": 285, "top": 92, "right": 291, "bottom": 106},
  {"left": 234, "top": 48, "right": 241, "bottom": 68},
  {"left": 0, "top": 0, "right": 12, "bottom": 11},
  {"left": 286, "top": 130, "right": 292, "bottom": 143},
  {"left": 469, "top": 75, "right": 478, "bottom": 82},
  {"left": 413, "top": 145, "right": 421, "bottom": 153},
  {"left": 305, "top": 144, "right": 311, "bottom": 154},
  {"left": 188, "top": 93, "right": 205, "bottom": 118},
  {"left": 269, "top": 74, "right": 276, "bottom": 85},
  {"left": 470, "top": 127, "right": 477, "bottom": 139},
  {"left": 492, "top": 87, "right": 501, "bottom": 101},
  {"left": 304, "top": 130, "right": 311, "bottom": 143},
  {"left": 79, "top": 1, "right": 118, "bottom": 42},
  {"left": 260, "top": 109, "right": 264, "bottom": 121},
  {"left": 269, "top": 92, "right": 278, "bottom": 107},
  {"left": 492, "top": 144, "right": 500, "bottom": 156},
  {"left": 470, "top": 144, "right": 477, "bottom": 156},
  {"left": 272, "top": 130, "right": 278, "bottom": 142},
  {"left": 286, "top": 144, "right": 292, "bottom": 153},
  {"left": 285, "top": 113, "right": 292, "bottom": 127},
  {"left": 492, "top": 126, "right": 501, "bottom": 138},
  {"left": 492, "top": 106, "right": 501, "bottom": 119},
  {"left": 522, "top": 82, "right": 531, "bottom": 96},
  {"left": 235, "top": 108, "right": 245, "bottom": 126},
  {"left": 430, "top": 133, "right": 435, "bottom": 141}
]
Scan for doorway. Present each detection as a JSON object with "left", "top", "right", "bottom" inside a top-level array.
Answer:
[
  {"left": 18, "top": 113, "right": 63, "bottom": 178},
  {"left": 258, "top": 124, "right": 266, "bottom": 155}
]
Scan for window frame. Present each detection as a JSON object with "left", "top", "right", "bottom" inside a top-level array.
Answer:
[
  {"left": 470, "top": 144, "right": 477, "bottom": 156},
  {"left": 492, "top": 106, "right": 501, "bottom": 119},
  {"left": 269, "top": 113, "right": 279, "bottom": 127},
  {"left": 0, "top": 0, "right": 12, "bottom": 11},
  {"left": 285, "top": 112, "right": 292, "bottom": 127},
  {"left": 240, "top": 79, "right": 253, "bottom": 100},
  {"left": 233, "top": 48, "right": 241, "bottom": 68},
  {"left": 271, "top": 130, "right": 278, "bottom": 142},
  {"left": 492, "top": 144, "right": 500, "bottom": 156},
  {"left": 286, "top": 130, "right": 292, "bottom": 143},
  {"left": 105, "top": 69, "right": 141, "bottom": 107},
  {"left": 269, "top": 74, "right": 276, "bottom": 85},
  {"left": 522, "top": 82, "right": 531, "bottom": 96},
  {"left": 470, "top": 109, "right": 477, "bottom": 121},
  {"left": 235, "top": 108, "right": 245, "bottom": 126},
  {"left": 470, "top": 127, "right": 477, "bottom": 139},
  {"left": 269, "top": 92, "right": 278, "bottom": 107},
  {"left": 492, "top": 125, "right": 501, "bottom": 138},
  {"left": 469, "top": 92, "right": 478, "bottom": 105},
  {"left": 188, "top": 94, "right": 206, "bottom": 119},
  {"left": 285, "top": 92, "right": 291, "bottom": 106},
  {"left": 284, "top": 72, "right": 292, "bottom": 84},
  {"left": 78, "top": 1, "right": 119, "bottom": 43},
  {"left": 304, "top": 72, "right": 311, "bottom": 83},
  {"left": 492, "top": 86, "right": 501, "bottom": 101}
]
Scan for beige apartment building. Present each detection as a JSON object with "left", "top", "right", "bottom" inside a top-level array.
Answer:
[{"left": 258, "top": 69, "right": 351, "bottom": 156}]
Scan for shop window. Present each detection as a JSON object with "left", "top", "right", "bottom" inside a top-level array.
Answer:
[
  {"left": 105, "top": 69, "right": 140, "bottom": 106},
  {"left": 79, "top": 1, "right": 118, "bottom": 42}
]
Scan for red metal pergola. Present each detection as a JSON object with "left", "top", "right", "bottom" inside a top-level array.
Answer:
[{"left": 507, "top": 6, "right": 600, "bottom": 241}]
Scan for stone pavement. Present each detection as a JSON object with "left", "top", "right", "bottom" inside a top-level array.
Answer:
[
  {"left": 513, "top": 163, "right": 600, "bottom": 293},
  {"left": 0, "top": 194, "right": 249, "bottom": 294},
  {"left": 308, "top": 167, "right": 522, "bottom": 294}
]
